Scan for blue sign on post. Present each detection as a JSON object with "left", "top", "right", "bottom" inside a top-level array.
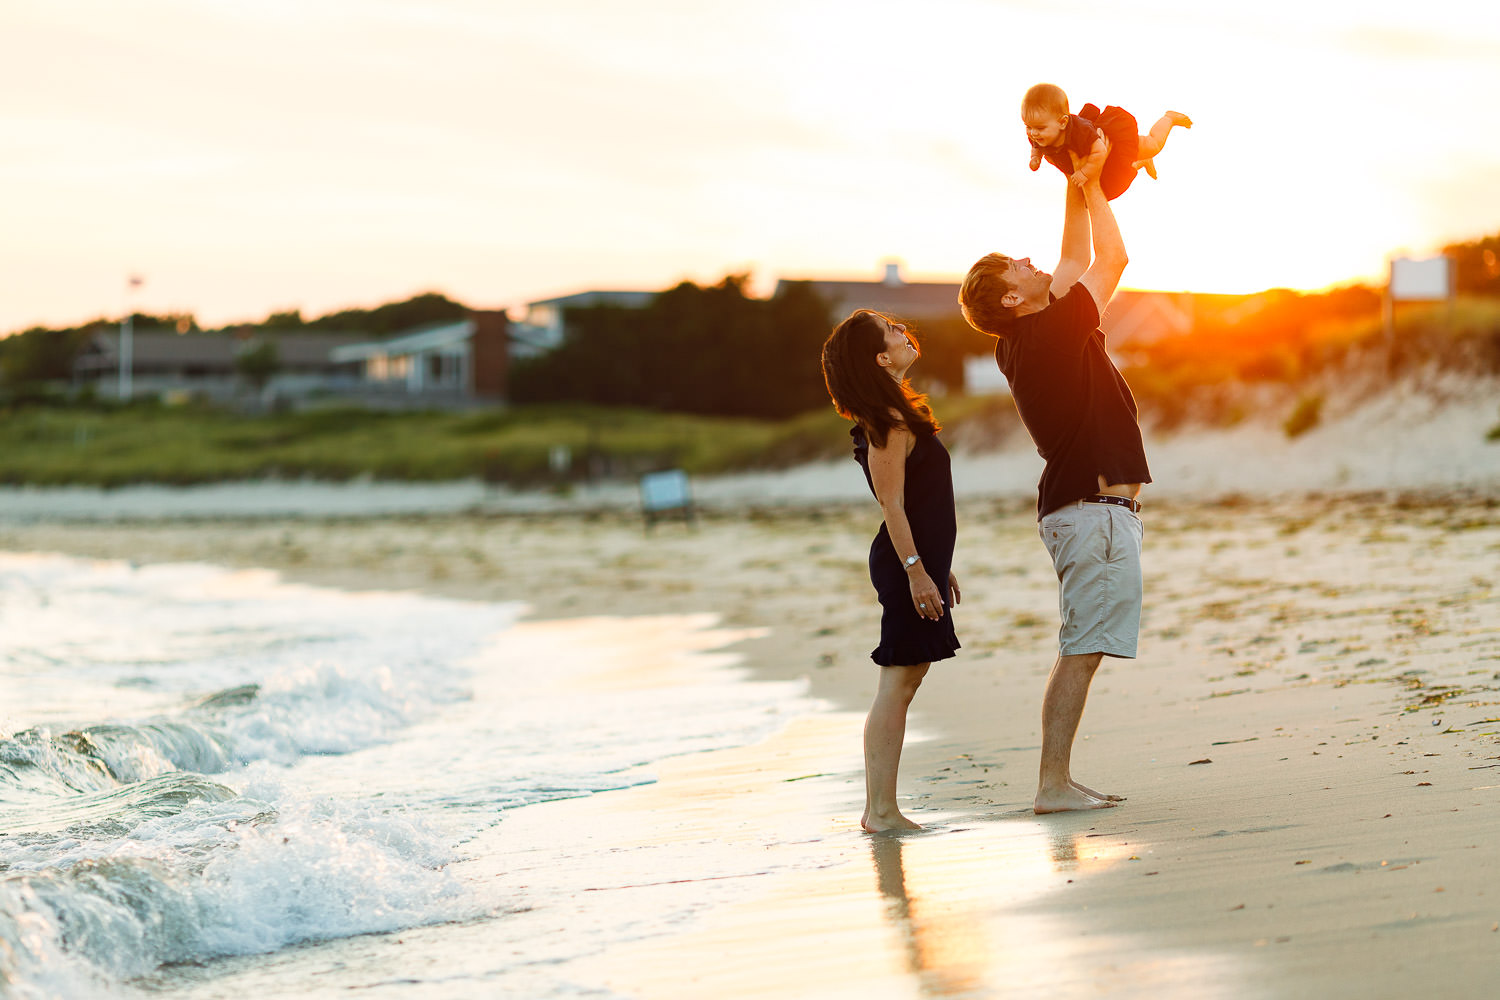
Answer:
[{"left": 639, "top": 469, "right": 694, "bottom": 531}]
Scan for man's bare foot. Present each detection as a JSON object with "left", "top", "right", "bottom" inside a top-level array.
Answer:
[
  {"left": 1071, "top": 779, "right": 1125, "bottom": 802},
  {"left": 1034, "top": 785, "right": 1118, "bottom": 814},
  {"left": 1165, "top": 110, "right": 1192, "bottom": 128},
  {"left": 862, "top": 807, "right": 922, "bottom": 833}
]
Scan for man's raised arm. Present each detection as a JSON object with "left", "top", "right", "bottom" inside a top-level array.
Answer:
[
  {"left": 1050, "top": 182, "right": 1091, "bottom": 296},
  {"left": 1077, "top": 177, "right": 1127, "bottom": 313}
]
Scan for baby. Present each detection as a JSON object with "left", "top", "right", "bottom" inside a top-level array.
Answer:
[{"left": 1024, "top": 83, "right": 1191, "bottom": 200}]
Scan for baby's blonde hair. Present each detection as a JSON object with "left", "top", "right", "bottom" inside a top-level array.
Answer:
[{"left": 1022, "top": 83, "right": 1069, "bottom": 119}]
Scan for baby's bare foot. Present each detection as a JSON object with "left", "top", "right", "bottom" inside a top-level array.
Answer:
[{"left": 1166, "top": 110, "right": 1192, "bottom": 128}]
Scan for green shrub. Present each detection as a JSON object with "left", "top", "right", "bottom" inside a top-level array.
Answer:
[{"left": 1283, "top": 393, "right": 1323, "bottom": 438}]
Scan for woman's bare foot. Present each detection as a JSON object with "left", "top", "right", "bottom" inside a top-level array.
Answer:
[
  {"left": 1034, "top": 784, "right": 1118, "bottom": 814},
  {"left": 862, "top": 807, "right": 922, "bottom": 833},
  {"left": 1071, "top": 779, "right": 1125, "bottom": 802}
]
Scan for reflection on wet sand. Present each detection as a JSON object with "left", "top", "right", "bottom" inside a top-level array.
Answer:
[
  {"left": 871, "top": 834, "right": 989, "bottom": 996},
  {"left": 1049, "top": 828, "right": 1138, "bottom": 874},
  {"left": 858, "top": 821, "right": 1250, "bottom": 999}
]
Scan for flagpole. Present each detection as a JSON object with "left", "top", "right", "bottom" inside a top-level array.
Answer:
[{"left": 120, "top": 274, "right": 143, "bottom": 400}]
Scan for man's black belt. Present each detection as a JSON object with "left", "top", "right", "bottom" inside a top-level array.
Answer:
[{"left": 1083, "top": 494, "right": 1142, "bottom": 513}]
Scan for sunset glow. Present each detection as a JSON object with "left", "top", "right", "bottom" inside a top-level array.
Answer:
[{"left": 3, "top": 0, "right": 1499, "bottom": 333}]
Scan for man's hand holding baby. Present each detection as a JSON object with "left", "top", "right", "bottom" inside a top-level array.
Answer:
[{"left": 1069, "top": 130, "right": 1110, "bottom": 188}]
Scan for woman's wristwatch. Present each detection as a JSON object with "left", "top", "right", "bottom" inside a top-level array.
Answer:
[{"left": 903, "top": 554, "right": 921, "bottom": 571}]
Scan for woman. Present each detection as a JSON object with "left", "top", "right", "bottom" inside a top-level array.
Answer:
[{"left": 820, "top": 310, "right": 961, "bottom": 832}]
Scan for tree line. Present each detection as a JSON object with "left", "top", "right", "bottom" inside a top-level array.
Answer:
[
  {"left": 7, "top": 229, "right": 1500, "bottom": 411},
  {"left": 1443, "top": 231, "right": 1500, "bottom": 296},
  {"left": 510, "top": 275, "right": 841, "bottom": 420}
]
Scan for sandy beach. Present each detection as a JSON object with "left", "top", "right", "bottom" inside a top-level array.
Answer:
[
  {"left": 4, "top": 381, "right": 1500, "bottom": 997},
  {"left": 4, "top": 463, "right": 1499, "bottom": 997}
]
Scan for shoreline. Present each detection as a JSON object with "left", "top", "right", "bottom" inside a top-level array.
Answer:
[{"left": 4, "top": 493, "right": 1499, "bottom": 996}]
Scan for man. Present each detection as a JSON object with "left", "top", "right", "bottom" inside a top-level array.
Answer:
[{"left": 958, "top": 142, "right": 1150, "bottom": 814}]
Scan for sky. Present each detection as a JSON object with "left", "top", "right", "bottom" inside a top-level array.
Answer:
[{"left": 4, "top": 0, "right": 1499, "bottom": 334}]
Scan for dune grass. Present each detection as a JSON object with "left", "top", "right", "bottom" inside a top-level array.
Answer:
[
  {"left": 7, "top": 296, "right": 1495, "bottom": 488},
  {"left": 0, "top": 401, "right": 865, "bottom": 487}
]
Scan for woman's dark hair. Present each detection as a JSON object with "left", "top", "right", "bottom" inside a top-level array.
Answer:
[{"left": 820, "top": 309, "right": 940, "bottom": 449}]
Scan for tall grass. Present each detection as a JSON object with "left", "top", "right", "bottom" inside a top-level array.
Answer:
[
  {"left": 1123, "top": 295, "right": 1500, "bottom": 431},
  {"left": 0, "top": 395, "right": 1028, "bottom": 487},
  {"left": 0, "top": 401, "right": 861, "bottom": 487}
]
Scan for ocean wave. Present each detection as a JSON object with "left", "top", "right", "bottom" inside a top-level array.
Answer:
[
  {"left": 0, "top": 792, "right": 468, "bottom": 999},
  {"left": 0, "top": 656, "right": 469, "bottom": 812},
  {"left": 0, "top": 554, "right": 514, "bottom": 998},
  {"left": 0, "top": 669, "right": 474, "bottom": 999}
]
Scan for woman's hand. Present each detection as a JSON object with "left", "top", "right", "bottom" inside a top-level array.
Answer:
[
  {"left": 908, "top": 568, "right": 944, "bottom": 621},
  {"left": 948, "top": 572, "right": 961, "bottom": 607}
]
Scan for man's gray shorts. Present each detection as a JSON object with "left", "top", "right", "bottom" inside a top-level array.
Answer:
[{"left": 1038, "top": 500, "right": 1143, "bottom": 658}]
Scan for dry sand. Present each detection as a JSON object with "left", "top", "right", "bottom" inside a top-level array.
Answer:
[{"left": 3, "top": 485, "right": 1499, "bottom": 997}]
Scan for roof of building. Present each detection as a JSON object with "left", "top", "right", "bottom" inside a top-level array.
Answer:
[
  {"left": 777, "top": 277, "right": 963, "bottom": 319},
  {"left": 329, "top": 319, "right": 477, "bottom": 363},
  {"left": 76, "top": 331, "right": 373, "bottom": 371},
  {"left": 511, "top": 266, "right": 1200, "bottom": 352},
  {"left": 775, "top": 263, "right": 963, "bottom": 319},
  {"left": 525, "top": 290, "right": 657, "bottom": 311}
]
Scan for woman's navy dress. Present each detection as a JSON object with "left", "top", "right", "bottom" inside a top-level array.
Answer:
[{"left": 852, "top": 426, "right": 961, "bottom": 666}]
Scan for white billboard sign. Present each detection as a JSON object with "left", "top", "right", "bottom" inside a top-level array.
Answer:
[{"left": 1389, "top": 256, "right": 1453, "bottom": 301}]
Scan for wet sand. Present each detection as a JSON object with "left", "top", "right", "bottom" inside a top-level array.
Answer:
[{"left": 4, "top": 492, "right": 1499, "bottom": 997}]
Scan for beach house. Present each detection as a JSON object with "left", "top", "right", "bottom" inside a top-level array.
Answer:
[
  {"left": 72, "top": 329, "right": 367, "bottom": 403},
  {"left": 328, "top": 310, "right": 509, "bottom": 405},
  {"left": 509, "top": 290, "right": 657, "bottom": 358},
  {"left": 73, "top": 310, "right": 510, "bottom": 408}
]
